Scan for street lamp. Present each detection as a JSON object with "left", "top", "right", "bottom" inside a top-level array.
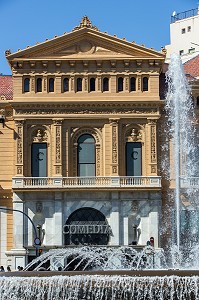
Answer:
[{"left": 0, "top": 207, "right": 40, "bottom": 257}]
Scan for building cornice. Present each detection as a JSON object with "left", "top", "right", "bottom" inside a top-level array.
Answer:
[{"left": 12, "top": 102, "right": 163, "bottom": 117}]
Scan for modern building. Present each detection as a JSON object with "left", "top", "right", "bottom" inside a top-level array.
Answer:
[
  {"left": 0, "top": 16, "right": 166, "bottom": 269},
  {"left": 165, "top": 6, "right": 199, "bottom": 63}
]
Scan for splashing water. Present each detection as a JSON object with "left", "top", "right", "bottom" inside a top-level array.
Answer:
[
  {"left": 165, "top": 53, "right": 198, "bottom": 254},
  {"left": 0, "top": 275, "right": 199, "bottom": 300},
  {"left": 24, "top": 246, "right": 167, "bottom": 271}
]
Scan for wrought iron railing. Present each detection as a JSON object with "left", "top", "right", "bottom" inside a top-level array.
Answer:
[
  {"left": 12, "top": 176, "right": 161, "bottom": 189},
  {"left": 171, "top": 8, "right": 198, "bottom": 23}
]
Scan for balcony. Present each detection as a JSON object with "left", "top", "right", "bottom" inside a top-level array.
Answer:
[
  {"left": 12, "top": 176, "right": 161, "bottom": 190},
  {"left": 180, "top": 177, "right": 199, "bottom": 189}
]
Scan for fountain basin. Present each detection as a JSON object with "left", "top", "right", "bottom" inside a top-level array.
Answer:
[
  {"left": 1, "top": 269, "right": 199, "bottom": 277},
  {"left": 0, "top": 271, "right": 199, "bottom": 300}
]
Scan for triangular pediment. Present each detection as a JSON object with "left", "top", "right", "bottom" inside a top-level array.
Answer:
[
  {"left": 28, "top": 38, "right": 125, "bottom": 58},
  {"left": 6, "top": 18, "right": 165, "bottom": 61}
]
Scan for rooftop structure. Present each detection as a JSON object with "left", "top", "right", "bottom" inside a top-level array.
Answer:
[{"left": 165, "top": 7, "right": 199, "bottom": 63}]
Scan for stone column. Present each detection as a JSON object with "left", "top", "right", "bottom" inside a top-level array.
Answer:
[
  {"left": 124, "top": 76, "right": 129, "bottom": 92},
  {"left": 15, "top": 120, "right": 24, "bottom": 176},
  {"left": 13, "top": 192, "right": 24, "bottom": 249},
  {"left": 149, "top": 210, "right": 159, "bottom": 248},
  {"left": 43, "top": 75, "right": 47, "bottom": 94},
  {"left": 9, "top": 192, "right": 27, "bottom": 269},
  {"left": 123, "top": 216, "right": 129, "bottom": 245},
  {"left": 55, "top": 75, "right": 62, "bottom": 94},
  {"left": 53, "top": 119, "right": 63, "bottom": 176},
  {"left": 53, "top": 192, "right": 63, "bottom": 246},
  {"left": 109, "top": 192, "right": 120, "bottom": 245}
]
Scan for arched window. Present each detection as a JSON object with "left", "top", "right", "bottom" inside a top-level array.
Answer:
[
  {"left": 36, "top": 78, "right": 42, "bottom": 92},
  {"left": 130, "top": 77, "right": 136, "bottom": 91},
  {"left": 77, "top": 134, "right": 95, "bottom": 176},
  {"left": 142, "top": 77, "right": 148, "bottom": 91},
  {"left": 63, "top": 78, "right": 69, "bottom": 92},
  {"left": 24, "top": 78, "right": 30, "bottom": 93},
  {"left": 77, "top": 78, "right": 82, "bottom": 92},
  {"left": 90, "top": 78, "right": 95, "bottom": 92},
  {"left": 64, "top": 208, "right": 110, "bottom": 246},
  {"left": 49, "top": 78, "right": 54, "bottom": 92},
  {"left": 118, "top": 77, "right": 123, "bottom": 92},
  {"left": 103, "top": 77, "right": 109, "bottom": 92}
]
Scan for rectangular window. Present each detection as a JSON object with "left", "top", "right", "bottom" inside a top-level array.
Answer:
[
  {"left": 179, "top": 50, "right": 184, "bottom": 56},
  {"left": 187, "top": 26, "right": 191, "bottom": 32},
  {"left": 31, "top": 143, "right": 47, "bottom": 177},
  {"left": 126, "top": 142, "right": 142, "bottom": 176},
  {"left": 181, "top": 28, "right": 186, "bottom": 34}
]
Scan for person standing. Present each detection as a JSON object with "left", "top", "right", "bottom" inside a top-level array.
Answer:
[{"left": 0, "top": 266, "right": 5, "bottom": 272}]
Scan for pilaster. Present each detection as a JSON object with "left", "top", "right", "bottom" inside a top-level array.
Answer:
[
  {"left": 109, "top": 119, "right": 119, "bottom": 175},
  {"left": 15, "top": 120, "right": 24, "bottom": 176},
  {"left": 147, "top": 119, "right": 158, "bottom": 175},
  {"left": 53, "top": 119, "right": 63, "bottom": 176}
]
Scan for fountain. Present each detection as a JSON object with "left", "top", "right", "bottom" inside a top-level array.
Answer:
[
  {"left": 164, "top": 53, "right": 198, "bottom": 265},
  {"left": 0, "top": 54, "right": 198, "bottom": 299}
]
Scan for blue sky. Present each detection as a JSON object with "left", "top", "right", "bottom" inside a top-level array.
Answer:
[{"left": 0, "top": 0, "right": 197, "bottom": 74}]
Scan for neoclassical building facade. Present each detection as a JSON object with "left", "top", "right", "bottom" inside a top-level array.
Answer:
[{"left": 0, "top": 17, "right": 166, "bottom": 268}]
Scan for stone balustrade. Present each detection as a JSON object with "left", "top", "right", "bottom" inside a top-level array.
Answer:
[{"left": 12, "top": 176, "right": 161, "bottom": 189}]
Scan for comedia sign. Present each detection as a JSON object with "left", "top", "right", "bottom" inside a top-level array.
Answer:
[{"left": 63, "top": 222, "right": 112, "bottom": 235}]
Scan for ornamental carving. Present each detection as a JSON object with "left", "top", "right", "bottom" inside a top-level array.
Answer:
[
  {"left": 14, "top": 103, "right": 159, "bottom": 116},
  {"left": 138, "top": 77, "right": 141, "bottom": 90},
  {"left": 73, "top": 16, "right": 99, "bottom": 31},
  {"left": 125, "top": 78, "right": 128, "bottom": 90},
  {"left": 98, "top": 77, "right": 101, "bottom": 91},
  {"left": 31, "top": 78, "right": 35, "bottom": 91},
  {"left": 17, "top": 124, "right": 23, "bottom": 165},
  {"left": 151, "top": 165, "right": 157, "bottom": 173},
  {"left": 112, "top": 125, "right": 117, "bottom": 164},
  {"left": 0, "top": 96, "right": 6, "bottom": 101},
  {"left": 125, "top": 125, "right": 143, "bottom": 142},
  {"left": 151, "top": 125, "right": 156, "bottom": 163},
  {"left": 55, "top": 126, "right": 61, "bottom": 163},
  {"left": 110, "top": 120, "right": 118, "bottom": 175},
  {"left": 33, "top": 129, "right": 48, "bottom": 143}
]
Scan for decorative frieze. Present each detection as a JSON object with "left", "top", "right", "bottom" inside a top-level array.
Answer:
[{"left": 14, "top": 103, "right": 159, "bottom": 116}]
